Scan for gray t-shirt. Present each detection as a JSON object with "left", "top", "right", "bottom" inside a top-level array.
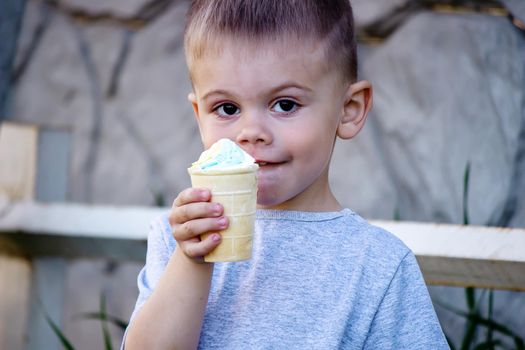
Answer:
[{"left": 127, "top": 208, "right": 449, "bottom": 349}]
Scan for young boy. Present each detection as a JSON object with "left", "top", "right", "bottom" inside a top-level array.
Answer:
[{"left": 124, "top": 1, "right": 449, "bottom": 349}]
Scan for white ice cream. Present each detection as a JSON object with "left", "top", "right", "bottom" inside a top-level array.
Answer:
[{"left": 189, "top": 138, "right": 258, "bottom": 174}]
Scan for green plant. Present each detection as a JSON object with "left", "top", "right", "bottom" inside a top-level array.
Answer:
[
  {"left": 438, "top": 163, "right": 524, "bottom": 350},
  {"left": 435, "top": 289, "right": 524, "bottom": 350},
  {"left": 44, "top": 293, "right": 129, "bottom": 350},
  {"left": 40, "top": 301, "right": 75, "bottom": 350},
  {"left": 151, "top": 189, "right": 167, "bottom": 207},
  {"left": 395, "top": 163, "right": 524, "bottom": 349}
]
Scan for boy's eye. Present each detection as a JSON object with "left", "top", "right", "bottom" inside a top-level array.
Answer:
[
  {"left": 216, "top": 103, "right": 240, "bottom": 117},
  {"left": 272, "top": 99, "right": 298, "bottom": 113}
]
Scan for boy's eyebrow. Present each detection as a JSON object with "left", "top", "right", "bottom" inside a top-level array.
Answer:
[
  {"left": 201, "top": 89, "right": 235, "bottom": 101},
  {"left": 201, "top": 82, "right": 313, "bottom": 101},
  {"left": 268, "top": 82, "right": 314, "bottom": 95}
]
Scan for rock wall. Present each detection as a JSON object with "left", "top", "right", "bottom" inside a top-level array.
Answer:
[
  {"left": 334, "top": 1, "right": 525, "bottom": 228},
  {"left": 7, "top": 0, "right": 525, "bottom": 348}
]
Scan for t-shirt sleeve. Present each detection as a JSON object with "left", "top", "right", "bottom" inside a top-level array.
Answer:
[
  {"left": 121, "top": 214, "right": 173, "bottom": 349},
  {"left": 132, "top": 214, "right": 173, "bottom": 318},
  {"left": 363, "top": 252, "right": 450, "bottom": 349}
]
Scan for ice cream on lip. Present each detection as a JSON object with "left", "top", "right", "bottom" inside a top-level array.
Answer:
[{"left": 189, "top": 138, "right": 259, "bottom": 175}]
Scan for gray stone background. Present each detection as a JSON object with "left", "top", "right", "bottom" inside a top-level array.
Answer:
[{"left": 3, "top": 0, "right": 525, "bottom": 348}]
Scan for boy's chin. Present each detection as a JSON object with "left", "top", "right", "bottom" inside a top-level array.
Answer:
[
  {"left": 256, "top": 191, "right": 285, "bottom": 209},
  {"left": 256, "top": 196, "right": 279, "bottom": 209}
]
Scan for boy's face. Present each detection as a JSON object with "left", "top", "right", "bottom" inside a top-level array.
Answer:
[{"left": 189, "top": 38, "right": 368, "bottom": 211}]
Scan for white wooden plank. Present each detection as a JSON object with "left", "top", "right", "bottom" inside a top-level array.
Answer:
[
  {"left": 2, "top": 202, "right": 523, "bottom": 261},
  {"left": 1, "top": 202, "right": 524, "bottom": 289},
  {"left": 372, "top": 220, "right": 525, "bottom": 290},
  {"left": 372, "top": 220, "right": 525, "bottom": 263},
  {"left": 0, "top": 201, "right": 165, "bottom": 239},
  {"left": 416, "top": 256, "right": 525, "bottom": 290}
]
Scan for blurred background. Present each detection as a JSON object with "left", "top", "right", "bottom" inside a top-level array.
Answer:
[{"left": 1, "top": 0, "right": 524, "bottom": 349}]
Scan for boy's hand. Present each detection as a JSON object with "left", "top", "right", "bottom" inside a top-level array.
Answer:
[{"left": 169, "top": 188, "right": 228, "bottom": 263}]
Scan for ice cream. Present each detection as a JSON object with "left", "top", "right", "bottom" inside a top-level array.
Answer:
[
  {"left": 188, "top": 139, "right": 258, "bottom": 262},
  {"left": 189, "top": 138, "right": 258, "bottom": 174}
]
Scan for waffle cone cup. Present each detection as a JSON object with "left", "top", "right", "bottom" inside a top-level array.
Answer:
[{"left": 189, "top": 168, "right": 257, "bottom": 262}]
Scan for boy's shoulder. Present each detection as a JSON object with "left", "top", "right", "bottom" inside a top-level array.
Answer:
[
  {"left": 337, "top": 208, "right": 413, "bottom": 272},
  {"left": 255, "top": 208, "right": 412, "bottom": 269},
  {"left": 291, "top": 208, "right": 412, "bottom": 262},
  {"left": 343, "top": 209, "right": 410, "bottom": 256}
]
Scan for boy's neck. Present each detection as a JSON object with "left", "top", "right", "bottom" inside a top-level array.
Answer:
[{"left": 257, "top": 173, "right": 342, "bottom": 212}]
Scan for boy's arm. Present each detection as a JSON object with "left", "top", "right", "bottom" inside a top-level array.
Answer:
[
  {"left": 363, "top": 252, "right": 450, "bottom": 349},
  {"left": 125, "top": 249, "right": 214, "bottom": 349},
  {"left": 125, "top": 188, "right": 225, "bottom": 349}
]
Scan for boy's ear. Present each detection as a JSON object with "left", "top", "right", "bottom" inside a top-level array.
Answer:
[
  {"left": 337, "top": 80, "right": 373, "bottom": 140},
  {"left": 188, "top": 92, "right": 200, "bottom": 120}
]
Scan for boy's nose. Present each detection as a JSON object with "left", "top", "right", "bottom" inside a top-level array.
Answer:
[{"left": 236, "top": 112, "right": 273, "bottom": 146}]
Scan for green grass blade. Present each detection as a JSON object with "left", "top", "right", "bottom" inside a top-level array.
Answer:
[
  {"left": 461, "top": 287, "right": 478, "bottom": 350},
  {"left": 474, "top": 340, "right": 502, "bottom": 350},
  {"left": 439, "top": 289, "right": 523, "bottom": 350},
  {"left": 438, "top": 303, "right": 523, "bottom": 343},
  {"left": 76, "top": 312, "right": 128, "bottom": 331},
  {"left": 461, "top": 163, "right": 474, "bottom": 349},
  {"left": 461, "top": 320, "right": 477, "bottom": 350},
  {"left": 100, "top": 294, "right": 113, "bottom": 350},
  {"left": 446, "top": 335, "right": 457, "bottom": 350},
  {"left": 393, "top": 207, "right": 401, "bottom": 221},
  {"left": 40, "top": 304, "right": 76, "bottom": 350},
  {"left": 514, "top": 336, "right": 525, "bottom": 350},
  {"left": 486, "top": 290, "right": 494, "bottom": 345},
  {"left": 461, "top": 313, "right": 524, "bottom": 343},
  {"left": 472, "top": 339, "right": 503, "bottom": 350},
  {"left": 433, "top": 298, "right": 466, "bottom": 316},
  {"left": 463, "top": 162, "right": 470, "bottom": 225},
  {"left": 466, "top": 287, "right": 476, "bottom": 311},
  {"left": 151, "top": 189, "right": 166, "bottom": 207}
]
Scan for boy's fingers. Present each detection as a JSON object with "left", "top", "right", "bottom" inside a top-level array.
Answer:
[
  {"left": 173, "top": 216, "right": 229, "bottom": 241},
  {"left": 173, "top": 188, "right": 211, "bottom": 207},
  {"left": 169, "top": 202, "right": 224, "bottom": 226},
  {"left": 181, "top": 233, "right": 222, "bottom": 259}
]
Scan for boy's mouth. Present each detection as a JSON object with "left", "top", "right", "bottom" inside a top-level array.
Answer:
[{"left": 255, "top": 160, "right": 285, "bottom": 167}]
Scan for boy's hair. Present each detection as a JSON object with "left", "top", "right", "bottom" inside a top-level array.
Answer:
[{"left": 184, "top": 0, "right": 357, "bottom": 82}]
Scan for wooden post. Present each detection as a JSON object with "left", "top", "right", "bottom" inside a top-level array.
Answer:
[
  {"left": 0, "top": 122, "right": 71, "bottom": 350},
  {"left": 0, "top": 122, "right": 37, "bottom": 201},
  {"left": 0, "top": 122, "right": 37, "bottom": 349},
  {"left": 0, "top": 255, "right": 31, "bottom": 350},
  {"left": 25, "top": 258, "right": 67, "bottom": 350},
  {"left": 28, "top": 126, "right": 70, "bottom": 350}
]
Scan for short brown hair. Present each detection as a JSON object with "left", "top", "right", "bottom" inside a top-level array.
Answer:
[{"left": 184, "top": 0, "right": 357, "bottom": 82}]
